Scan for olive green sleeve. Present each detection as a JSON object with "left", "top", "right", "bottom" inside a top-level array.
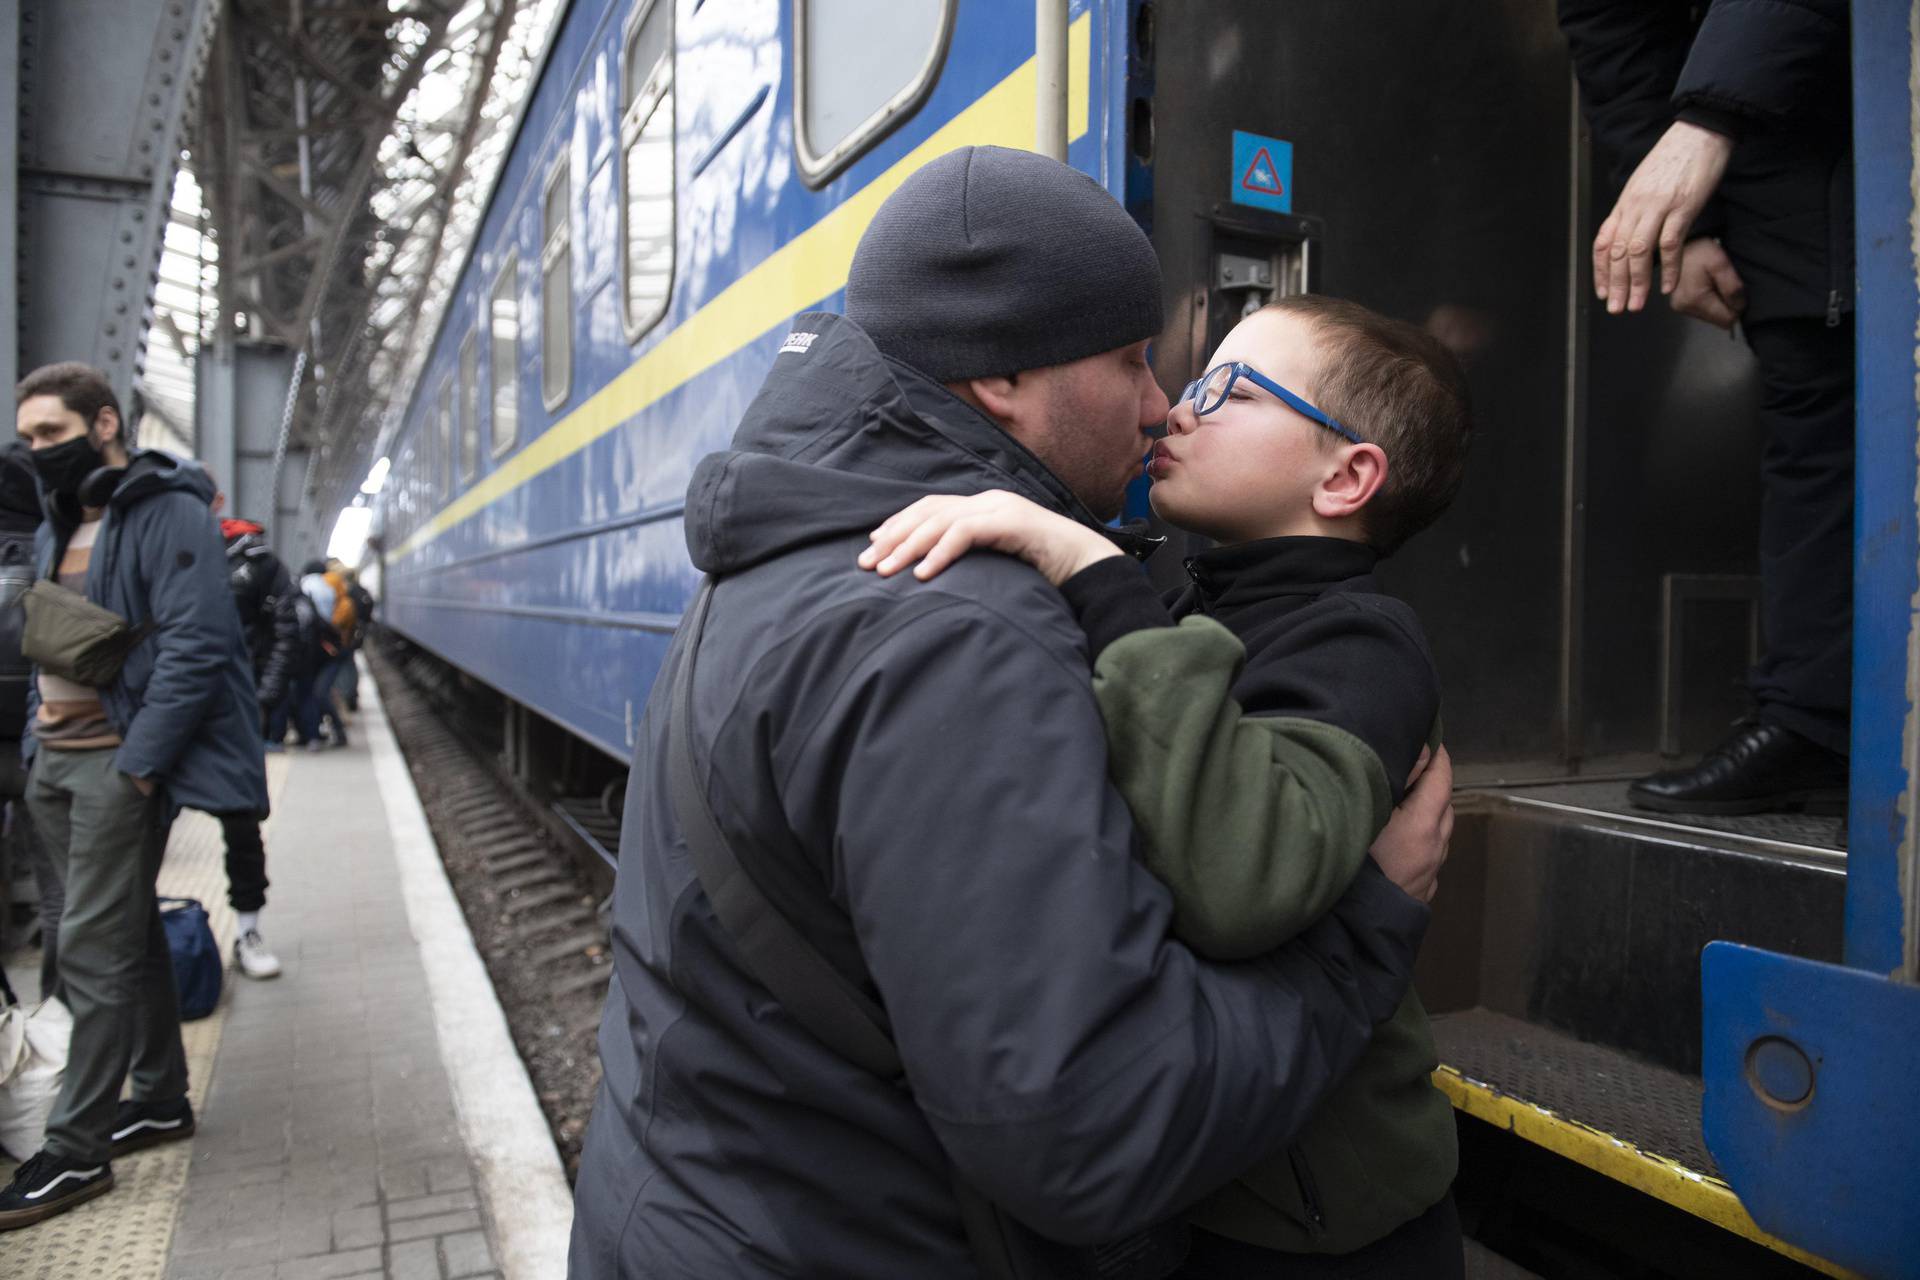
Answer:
[{"left": 1094, "top": 616, "right": 1394, "bottom": 961}]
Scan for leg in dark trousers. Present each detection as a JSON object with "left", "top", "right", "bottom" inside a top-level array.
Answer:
[
  {"left": 278, "top": 672, "right": 321, "bottom": 745},
  {"left": 1742, "top": 317, "right": 1856, "bottom": 756},
  {"left": 300, "top": 664, "right": 335, "bottom": 745},
  {"left": 266, "top": 674, "right": 315, "bottom": 746},
  {"left": 218, "top": 811, "right": 269, "bottom": 914},
  {"left": 27, "top": 747, "right": 186, "bottom": 1164}
]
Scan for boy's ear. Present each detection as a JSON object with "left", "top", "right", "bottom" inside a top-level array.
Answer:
[{"left": 1312, "top": 442, "right": 1388, "bottom": 521}]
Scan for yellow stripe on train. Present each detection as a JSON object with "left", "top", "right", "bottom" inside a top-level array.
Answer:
[{"left": 392, "top": 13, "right": 1093, "bottom": 562}]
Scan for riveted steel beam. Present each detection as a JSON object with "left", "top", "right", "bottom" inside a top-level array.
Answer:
[{"left": 15, "top": 0, "right": 219, "bottom": 409}]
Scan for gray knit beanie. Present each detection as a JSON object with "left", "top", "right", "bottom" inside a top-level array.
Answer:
[{"left": 845, "top": 146, "right": 1163, "bottom": 382}]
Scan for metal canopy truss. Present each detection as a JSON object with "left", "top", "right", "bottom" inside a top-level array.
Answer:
[
  {"left": 191, "top": 0, "right": 560, "bottom": 536},
  {"left": 13, "top": 0, "right": 221, "bottom": 411}
]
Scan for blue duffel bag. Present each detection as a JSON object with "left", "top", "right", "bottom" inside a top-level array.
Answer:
[{"left": 159, "top": 897, "right": 222, "bottom": 1020}]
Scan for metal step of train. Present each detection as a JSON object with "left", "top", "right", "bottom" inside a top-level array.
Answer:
[{"left": 1425, "top": 782, "right": 1847, "bottom": 1277}]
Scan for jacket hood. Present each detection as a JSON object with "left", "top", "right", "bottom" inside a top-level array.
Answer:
[
  {"left": 685, "top": 313, "right": 1135, "bottom": 577},
  {"left": 41, "top": 447, "right": 216, "bottom": 528},
  {"left": 114, "top": 449, "right": 215, "bottom": 508}
]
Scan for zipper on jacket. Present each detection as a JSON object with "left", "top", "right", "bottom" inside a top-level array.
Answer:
[
  {"left": 1825, "top": 290, "right": 1841, "bottom": 328},
  {"left": 1288, "top": 1146, "right": 1327, "bottom": 1236}
]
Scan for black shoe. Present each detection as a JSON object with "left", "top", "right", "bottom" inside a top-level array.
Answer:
[
  {"left": 110, "top": 1096, "right": 196, "bottom": 1157},
  {"left": 1629, "top": 719, "right": 1848, "bottom": 816},
  {"left": 0, "top": 1150, "right": 114, "bottom": 1230}
]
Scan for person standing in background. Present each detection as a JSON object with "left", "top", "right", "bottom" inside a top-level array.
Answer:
[
  {"left": 211, "top": 483, "right": 290, "bottom": 979},
  {"left": 1559, "top": 0, "right": 1855, "bottom": 814},
  {"left": 1, "top": 363, "right": 267, "bottom": 1228}
]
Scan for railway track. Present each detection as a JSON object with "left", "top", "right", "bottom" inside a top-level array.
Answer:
[{"left": 369, "top": 642, "right": 612, "bottom": 1179}]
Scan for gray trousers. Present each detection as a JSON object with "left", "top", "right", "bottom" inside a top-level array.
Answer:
[{"left": 26, "top": 746, "right": 187, "bottom": 1164}]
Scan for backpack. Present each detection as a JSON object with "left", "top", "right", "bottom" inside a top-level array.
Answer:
[
  {"left": 325, "top": 570, "right": 357, "bottom": 646},
  {"left": 160, "top": 897, "right": 222, "bottom": 1020}
]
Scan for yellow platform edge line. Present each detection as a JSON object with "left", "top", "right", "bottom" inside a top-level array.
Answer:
[
  {"left": 1433, "top": 1065, "right": 1861, "bottom": 1279},
  {"left": 392, "top": 14, "right": 1094, "bottom": 563}
]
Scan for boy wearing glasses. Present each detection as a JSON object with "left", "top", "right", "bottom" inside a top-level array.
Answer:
[{"left": 863, "top": 294, "right": 1474, "bottom": 1275}]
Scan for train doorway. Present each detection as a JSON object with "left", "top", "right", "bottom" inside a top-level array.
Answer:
[{"left": 1138, "top": 4, "right": 1850, "bottom": 1274}]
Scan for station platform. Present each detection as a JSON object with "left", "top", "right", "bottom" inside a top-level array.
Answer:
[{"left": 0, "top": 665, "right": 573, "bottom": 1280}]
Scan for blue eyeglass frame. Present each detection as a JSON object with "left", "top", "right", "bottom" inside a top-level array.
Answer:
[{"left": 1181, "top": 361, "right": 1366, "bottom": 445}]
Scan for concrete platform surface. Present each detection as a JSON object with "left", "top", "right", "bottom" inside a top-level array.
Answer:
[{"left": 0, "top": 661, "right": 572, "bottom": 1280}]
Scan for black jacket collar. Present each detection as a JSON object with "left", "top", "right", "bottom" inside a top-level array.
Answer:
[
  {"left": 1178, "top": 536, "right": 1379, "bottom": 616},
  {"left": 686, "top": 312, "right": 1162, "bottom": 574}
]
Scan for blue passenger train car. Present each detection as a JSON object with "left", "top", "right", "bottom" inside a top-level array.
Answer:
[
  {"left": 379, "top": 0, "right": 1121, "bottom": 762},
  {"left": 372, "top": 2, "right": 1918, "bottom": 1276}
]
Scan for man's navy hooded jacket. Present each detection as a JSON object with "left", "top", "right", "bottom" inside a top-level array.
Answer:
[
  {"left": 25, "top": 448, "right": 270, "bottom": 817},
  {"left": 569, "top": 314, "right": 1430, "bottom": 1278}
]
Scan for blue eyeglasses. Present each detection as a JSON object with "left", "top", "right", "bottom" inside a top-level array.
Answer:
[{"left": 1181, "top": 362, "right": 1365, "bottom": 445}]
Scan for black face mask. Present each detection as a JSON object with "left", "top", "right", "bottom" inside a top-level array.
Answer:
[{"left": 30, "top": 434, "right": 107, "bottom": 502}]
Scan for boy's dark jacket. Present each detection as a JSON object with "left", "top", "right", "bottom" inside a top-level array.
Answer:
[
  {"left": 1062, "top": 538, "right": 1457, "bottom": 1255},
  {"left": 570, "top": 312, "right": 1430, "bottom": 1279},
  {"left": 25, "top": 449, "right": 270, "bottom": 817}
]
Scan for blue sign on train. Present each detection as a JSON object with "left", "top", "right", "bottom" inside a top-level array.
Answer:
[{"left": 1231, "top": 130, "right": 1293, "bottom": 213}]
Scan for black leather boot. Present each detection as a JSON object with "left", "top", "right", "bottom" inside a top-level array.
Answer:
[{"left": 1629, "top": 719, "right": 1848, "bottom": 816}]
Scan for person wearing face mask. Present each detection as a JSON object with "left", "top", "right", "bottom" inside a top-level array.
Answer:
[{"left": 0, "top": 363, "right": 268, "bottom": 1230}]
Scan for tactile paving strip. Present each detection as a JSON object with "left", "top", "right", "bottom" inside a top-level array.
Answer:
[{"left": 0, "top": 755, "right": 289, "bottom": 1280}]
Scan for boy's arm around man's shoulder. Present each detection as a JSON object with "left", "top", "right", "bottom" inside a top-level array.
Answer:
[
  {"left": 1061, "top": 558, "right": 1400, "bottom": 960},
  {"left": 789, "top": 571, "right": 1428, "bottom": 1244}
]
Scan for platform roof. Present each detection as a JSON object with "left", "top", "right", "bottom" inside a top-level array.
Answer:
[{"left": 189, "top": 0, "right": 560, "bottom": 523}]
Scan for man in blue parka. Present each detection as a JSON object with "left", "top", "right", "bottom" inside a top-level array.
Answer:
[{"left": 0, "top": 362, "right": 268, "bottom": 1230}]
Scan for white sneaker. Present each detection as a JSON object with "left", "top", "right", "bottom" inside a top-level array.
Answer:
[{"left": 234, "top": 929, "right": 282, "bottom": 980}]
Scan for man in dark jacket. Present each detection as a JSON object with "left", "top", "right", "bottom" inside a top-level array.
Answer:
[
  {"left": 569, "top": 147, "right": 1451, "bottom": 1278},
  {"left": 1559, "top": 0, "right": 1854, "bottom": 812},
  {"left": 1, "top": 362, "right": 269, "bottom": 1229},
  {"left": 214, "top": 499, "right": 292, "bottom": 979},
  {"left": 0, "top": 443, "right": 58, "bottom": 997}
]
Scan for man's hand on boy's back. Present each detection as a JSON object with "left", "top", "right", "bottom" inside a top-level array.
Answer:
[
  {"left": 1370, "top": 746, "right": 1453, "bottom": 904},
  {"left": 859, "top": 489, "right": 1122, "bottom": 586}
]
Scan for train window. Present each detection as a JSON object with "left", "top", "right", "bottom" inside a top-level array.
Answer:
[
  {"left": 439, "top": 381, "right": 454, "bottom": 499},
  {"left": 419, "top": 418, "right": 433, "bottom": 516},
  {"left": 491, "top": 254, "right": 519, "bottom": 455},
  {"left": 794, "top": 0, "right": 954, "bottom": 183},
  {"left": 459, "top": 333, "right": 479, "bottom": 485},
  {"left": 620, "top": 0, "right": 674, "bottom": 340},
  {"left": 541, "top": 161, "right": 572, "bottom": 410}
]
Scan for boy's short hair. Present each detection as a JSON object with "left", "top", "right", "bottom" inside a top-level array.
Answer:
[{"left": 1264, "top": 295, "right": 1472, "bottom": 555}]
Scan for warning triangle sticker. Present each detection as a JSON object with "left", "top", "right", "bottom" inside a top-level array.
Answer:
[{"left": 1240, "top": 146, "right": 1285, "bottom": 197}]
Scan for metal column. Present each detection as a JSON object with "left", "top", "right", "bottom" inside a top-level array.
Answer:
[
  {"left": 14, "top": 0, "right": 215, "bottom": 409},
  {"left": 1, "top": 0, "right": 19, "bottom": 402},
  {"left": 195, "top": 338, "right": 296, "bottom": 527}
]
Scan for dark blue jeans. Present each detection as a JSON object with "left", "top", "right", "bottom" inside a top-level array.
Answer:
[
  {"left": 311, "top": 657, "right": 347, "bottom": 743},
  {"left": 267, "top": 672, "right": 321, "bottom": 744}
]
